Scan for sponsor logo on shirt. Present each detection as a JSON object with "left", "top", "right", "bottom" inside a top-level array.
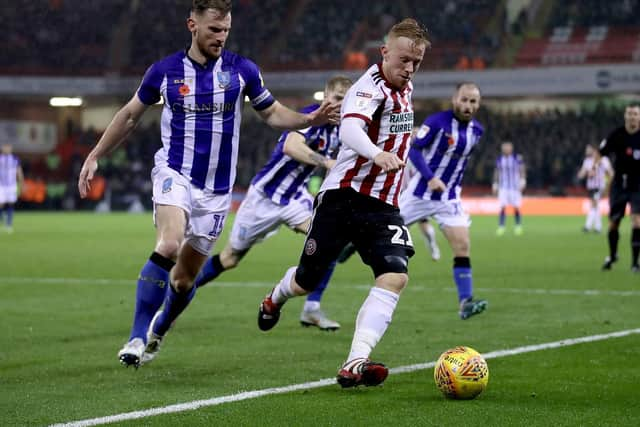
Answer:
[{"left": 389, "top": 112, "right": 414, "bottom": 134}]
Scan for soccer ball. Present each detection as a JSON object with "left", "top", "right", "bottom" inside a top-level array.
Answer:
[{"left": 434, "top": 346, "right": 489, "bottom": 399}]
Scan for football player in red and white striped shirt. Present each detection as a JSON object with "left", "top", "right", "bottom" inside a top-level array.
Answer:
[{"left": 257, "top": 18, "right": 430, "bottom": 388}]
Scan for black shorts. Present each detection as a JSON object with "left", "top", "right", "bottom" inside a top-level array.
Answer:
[
  {"left": 587, "top": 188, "right": 602, "bottom": 201},
  {"left": 299, "top": 188, "right": 415, "bottom": 282},
  {"left": 608, "top": 184, "right": 640, "bottom": 222}
]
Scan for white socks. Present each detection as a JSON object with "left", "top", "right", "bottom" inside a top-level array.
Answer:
[
  {"left": 585, "top": 207, "right": 601, "bottom": 231},
  {"left": 303, "top": 300, "right": 321, "bottom": 312},
  {"left": 423, "top": 223, "right": 436, "bottom": 245},
  {"left": 347, "top": 287, "right": 399, "bottom": 362},
  {"left": 271, "top": 266, "right": 297, "bottom": 305}
]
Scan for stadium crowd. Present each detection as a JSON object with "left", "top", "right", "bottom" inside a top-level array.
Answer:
[{"left": 15, "top": 102, "right": 625, "bottom": 209}]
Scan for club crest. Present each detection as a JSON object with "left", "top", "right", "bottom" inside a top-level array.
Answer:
[{"left": 217, "top": 71, "right": 231, "bottom": 89}]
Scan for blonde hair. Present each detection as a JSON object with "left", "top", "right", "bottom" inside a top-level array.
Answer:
[
  {"left": 387, "top": 18, "right": 431, "bottom": 49},
  {"left": 326, "top": 75, "right": 353, "bottom": 92}
]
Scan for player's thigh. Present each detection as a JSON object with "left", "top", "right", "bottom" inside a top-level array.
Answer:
[
  {"left": 282, "top": 190, "right": 314, "bottom": 233},
  {"left": 229, "top": 189, "right": 284, "bottom": 251},
  {"left": 441, "top": 225, "right": 471, "bottom": 256},
  {"left": 295, "top": 191, "right": 351, "bottom": 290},
  {"left": 510, "top": 190, "right": 522, "bottom": 208},
  {"left": 0, "top": 186, "right": 14, "bottom": 204},
  {"left": 355, "top": 207, "right": 415, "bottom": 278},
  {"left": 187, "top": 190, "right": 231, "bottom": 256},
  {"left": 431, "top": 200, "right": 471, "bottom": 230},
  {"left": 399, "top": 192, "right": 430, "bottom": 226},
  {"left": 498, "top": 189, "right": 509, "bottom": 207}
]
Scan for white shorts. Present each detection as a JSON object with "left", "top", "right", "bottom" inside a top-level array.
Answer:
[
  {"left": 229, "top": 185, "right": 313, "bottom": 251},
  {"left": 151, "top": 166, "right": 231, "bottom": 256},
  {"left": 0, "top": 185, "right": 18, "bottom": 204},
  {"left": 498, "top": 188, "right": 522, "bottom": 208},
  {"left": 399, "top": 191, "right": 471, "bottom": 229}
]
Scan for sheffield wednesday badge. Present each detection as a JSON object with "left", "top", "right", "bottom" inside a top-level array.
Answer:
[{"left": 217, "top": 71, "right": 231, "bottom": 89}]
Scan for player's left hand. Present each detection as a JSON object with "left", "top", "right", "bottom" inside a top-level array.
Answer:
[
  {"left": 78, "top": 156, "right": 98, "bottom": 198},
  {"left": 428, "top": 177, "right": 446, "bottom": 192},
  {"left": 308, "top": 100, "right": 340, "bottom": 126},
  {"left": 373, "top": 152, "right": 405, "bottom": 173}
]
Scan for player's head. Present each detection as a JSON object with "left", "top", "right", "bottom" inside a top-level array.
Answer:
[
  {"left": 501, "top": 141, "right": 513, "bottom": 155},
  {"left": 1, "top": 144, "right": 12, "bottom": 154},
  {"left": 585, "top": 143, "right": 595, "bottom": 157},
  {"left": 188, "top": 0, "right": 232, "bottom": 60},
  {"left": 381, "top": 18, "right": 430, "bottom": 90},
  {"left": 324, "top": 76, "right": 352, "bottom": 111},
  {"left": 624, "top": 103, "right": 640, "bottom": 133},
  {"left": 452, "top": 82, "right": 481, "bottom": 122}
]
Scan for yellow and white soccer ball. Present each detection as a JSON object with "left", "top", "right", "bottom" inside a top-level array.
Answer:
[{"left": 434, "top": 346, "right": 489, "bottom": 399}]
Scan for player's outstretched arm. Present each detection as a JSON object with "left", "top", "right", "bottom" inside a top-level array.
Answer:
[
  {"left": 258, "top": 100, "right": 340, "bottom": 130},
  {"left": 78, "top": 96, "right": 147, "bottom": 198},
  {"left": 283, "top": 132, "right": 334, "bottom": 169}
]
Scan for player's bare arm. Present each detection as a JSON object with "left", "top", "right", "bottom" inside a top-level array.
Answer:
[
  {"left": 258, "top": 99, "right": 340, "bottom": 130},
  {"left": 78, "top": 96, "right": 148, "bottom": 198},
  {"left": 283, "top": 132, "right": 334, "bottom": 169}
]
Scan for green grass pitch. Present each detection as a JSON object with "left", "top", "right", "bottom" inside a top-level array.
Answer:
[{"left": 1, "top": 212, "right": 639, "bottom": 426}]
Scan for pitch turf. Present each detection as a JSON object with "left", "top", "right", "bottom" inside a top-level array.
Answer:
[{"left": 1, "top": 212, "right": 639, "bottom": 427}]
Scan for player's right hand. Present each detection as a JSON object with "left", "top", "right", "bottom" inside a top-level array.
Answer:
[
  {"left": 373, "top": 152, "right": 404, "bottom": 173},
  {"left": 78, "top": 157, "right": 98, "bottom": 198},
  {"left": 428, "top": 177, "right": 446, "bottom": 192},
  {"left": 309, "top": 99, "right": 340, "bottom": 126}
]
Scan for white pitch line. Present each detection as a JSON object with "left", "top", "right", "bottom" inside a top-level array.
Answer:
[
  {"left": 50, "top": 328, "right": 640, "bottom": 427},
  {"left": 2, "top": 276, "right": 640, "bottom": 297}
]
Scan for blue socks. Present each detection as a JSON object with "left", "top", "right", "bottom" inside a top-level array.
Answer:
[
  {"left": 152, "top": 282, "right": 196, "bottom": 337},
  {"left": 453, "top": 257, "right": 472, "bottom": 303},
  {"left": 5, "top": 205, "right": 13, "bottom": 227},
  {"left": 129, "top": 252, "right": 175, "bottom": 342},
  {"left": 498, "top": 208, "right": 506, "bottom": 227},
  {"left": 514, "top": 209, "right": 521, "bottom": 225},
  {"left": 306, "top": 261, "right": 337, "bottom": 303},
  {"left": 194, "top": 254, "right": 224, "bottom": 288}
]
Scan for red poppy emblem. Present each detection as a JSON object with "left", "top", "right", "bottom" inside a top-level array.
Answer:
[
  {"left": 627, "top": 147, "right": 633, "bottom": 156},
  {"left": 447, "top": 137, "right": 455, "bottom": 146},
  {"left": 179, "top": 84, "right": 190, "bottom": 96}
]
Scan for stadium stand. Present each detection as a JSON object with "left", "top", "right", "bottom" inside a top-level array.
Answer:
[{"left": 516, "top": 0, "right": 640, "bottom": 67}]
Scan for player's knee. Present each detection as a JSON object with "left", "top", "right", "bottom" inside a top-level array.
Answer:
[
  {"left": 171, "top": 273, "right": 195, "bottom": 293},
  {"left": 371, "top": 254, "right": 409, "bottom": 277},
  {"left": 155, "top": 238, "right": 181, "bottom": 259},
  {"left": 295, "top": 263, "right": 327, "bottom": 292},
  {"left": 375, "top": 272, "right": 408, "bottom": 294}
]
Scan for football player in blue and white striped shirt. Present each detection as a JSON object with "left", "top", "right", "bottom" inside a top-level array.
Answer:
[
  {"left": 492, "top": 141, "right": 526, "bottom": 236},
  {"left": 0, "top": 144, "right": 24, "bottom": 233},
  {"left": 193, "top": 76, "right": 353, "bottom": 331},
  {"left": 77, "top": 0, "right": 339, "bottom": 368},
  {"left": 399, "top": 82, "right": 487, "bottom": 320}
]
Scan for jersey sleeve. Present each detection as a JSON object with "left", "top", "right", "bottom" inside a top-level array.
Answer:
[
  {"left": 341, "top": 79, "right": 384, "bottom": 125},
  {"left": 136, "top": 62, "right": 164, "bottom": 105},
  {"left": 238, "top": 58, "right": 275, "bottom": 111},
  {"left": 412, "top": 114, "right": 441, "bottom": 149},
  {"left": 599, "top": 130, "right": 617, "bottom": 156}
]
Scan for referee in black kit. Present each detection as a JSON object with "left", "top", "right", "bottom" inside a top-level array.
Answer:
[{"left": 600, "top": 103, "right": 640, "bottom": 272}]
